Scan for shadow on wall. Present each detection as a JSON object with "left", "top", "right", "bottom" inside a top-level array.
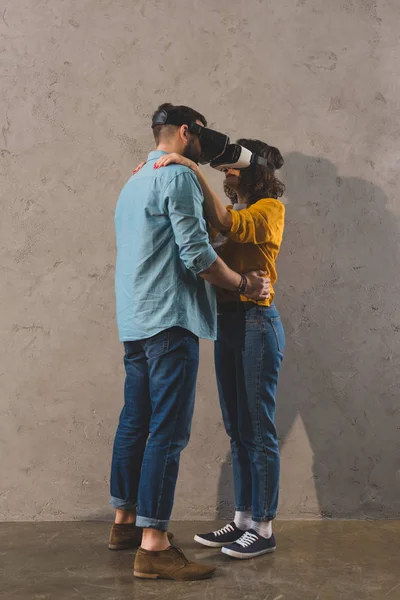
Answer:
[{"left": 217, "top": 152, "right": 400, "bottom": 520}]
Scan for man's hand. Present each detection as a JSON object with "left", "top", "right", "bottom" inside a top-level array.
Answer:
[{"left": 243, "top": 270, "right": 271, "bottom": 301}]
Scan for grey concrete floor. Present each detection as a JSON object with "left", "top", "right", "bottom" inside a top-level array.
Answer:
[{"left": 0, "top": 521, "right": 399, "bottom": 600}]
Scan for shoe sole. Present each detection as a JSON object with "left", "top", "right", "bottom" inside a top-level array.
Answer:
[
  {"left": 221, "top": 546, "right": 276, "bottom": 560},
  {"left": 193, "top": 535, "right": 227, "bottom": 548},
  {"left": 134, "top": 570, "right": 215, "bottom": 581}
]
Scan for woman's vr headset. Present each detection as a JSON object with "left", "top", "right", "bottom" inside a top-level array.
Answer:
[
  {"left": 152, "top": 109, "right": 229, "bottom": 164},
  {"left": 210, "top": 144, "right": 276, "bottom": 172}
]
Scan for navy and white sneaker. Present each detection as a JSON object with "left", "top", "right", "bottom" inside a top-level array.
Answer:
[
  {"left": 221, "top": 529, "right": 276, "bottom": 559},
  {"left": 194, "top": 522, "right": 245, "bottom": 548}
]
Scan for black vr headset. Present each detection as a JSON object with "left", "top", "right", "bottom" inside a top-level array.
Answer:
[
  {"left": 152, "top": 109, "right": 275, "bottom": 171},
  {"left": 152, "top": 109, "right": 229, "bottom": 165}
]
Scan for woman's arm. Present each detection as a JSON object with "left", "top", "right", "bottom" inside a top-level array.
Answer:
[
  {"left": 195, "top": 169, "right": 232, "bottom": 232},
  {"left": 154, "top": 153, "right": 232, "bottom": 232},
  {"left": 226, "top": 200, "right": 285, "bottom": 245}
]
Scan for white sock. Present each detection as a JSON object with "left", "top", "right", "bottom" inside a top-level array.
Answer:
[
  {"left": 251, "top": 520, "right": 273, "bottom": 539},
  {"left": 234, "top": 511, "right": 252, "bottom": 530}
]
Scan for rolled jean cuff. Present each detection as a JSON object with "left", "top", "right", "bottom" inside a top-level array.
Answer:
[
  {"left": 252, "top": 514, "right": 276, "bottom": 522},
  {"left": 136, "top": 515, "right": 169, "bottom": 532},
  {"left": 109, "top": 496, "right": 137, "bottom": 510},
  {"left": 235, "top": 505, "right": 252, "bottom": 512}
]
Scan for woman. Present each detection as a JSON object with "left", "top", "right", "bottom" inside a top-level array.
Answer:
[{"left": 155, "top": 138, "right": 286, "bottom": 560}]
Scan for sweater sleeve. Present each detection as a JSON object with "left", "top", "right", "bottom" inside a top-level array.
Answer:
[{"left": 225, "top": 199, "right": 285, "bottom": 246}]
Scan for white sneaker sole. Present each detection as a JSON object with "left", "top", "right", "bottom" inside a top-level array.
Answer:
[
  {"left": 221, "top": 546, "right": 276, "bottom": 559},
  {"left": 194, "top": 535, "right": 227, "bottom": 548}
]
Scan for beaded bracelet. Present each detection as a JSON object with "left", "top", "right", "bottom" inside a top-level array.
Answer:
[{"left": 237, "top": 274, "right": 248, "bottom": 295}]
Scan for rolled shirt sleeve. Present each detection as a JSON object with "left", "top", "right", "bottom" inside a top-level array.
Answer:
[{"left": 166, "top": 171, "right": 218, "bottom": 274}]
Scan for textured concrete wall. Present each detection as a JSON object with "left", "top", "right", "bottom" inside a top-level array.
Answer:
[{"left": 1, "top": 0, "right": 399, "bottom": 521}]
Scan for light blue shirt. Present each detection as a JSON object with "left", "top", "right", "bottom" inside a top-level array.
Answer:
[{"left": 114, "top": 151, "right": 217, "bottom": 341}]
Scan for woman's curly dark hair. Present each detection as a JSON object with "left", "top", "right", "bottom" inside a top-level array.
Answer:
[{"left": 224, "top": 138, "right": 285, "bottom": 205}]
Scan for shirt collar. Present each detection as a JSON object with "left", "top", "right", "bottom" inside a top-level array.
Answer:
[{"left": 147, "top": 150, "right": 168, "bottom": 161}]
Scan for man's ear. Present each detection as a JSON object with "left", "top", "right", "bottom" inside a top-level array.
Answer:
[{"left": 179, "top": 124, "right": 189, "bottom": 143}]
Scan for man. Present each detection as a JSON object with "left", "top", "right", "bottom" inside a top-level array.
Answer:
[{"left": 109, "top": 103, "right": 270, "bottom": 581}]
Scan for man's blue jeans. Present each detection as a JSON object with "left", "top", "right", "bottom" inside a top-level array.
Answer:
[
  {"left": 110, "top": 327, "right": 199, "bottom": 531},
  {"left": 215, "top": 303, "right": 285, "bottom": 522}
]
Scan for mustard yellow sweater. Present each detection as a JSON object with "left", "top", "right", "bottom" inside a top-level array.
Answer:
[{"left": 215, "top": 198, "right": 285, "bottom": 306}]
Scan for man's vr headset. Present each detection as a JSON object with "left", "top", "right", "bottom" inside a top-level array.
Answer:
[{"left": 152, "top": 109, "right": 229, "bottom": 164}]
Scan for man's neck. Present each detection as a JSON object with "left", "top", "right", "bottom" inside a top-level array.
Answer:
[{"left": 156, "top": 143, "right": 181, "bottom": 155}]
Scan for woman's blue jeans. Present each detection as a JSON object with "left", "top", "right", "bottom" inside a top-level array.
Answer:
[{"left": 215, "top": 303, "right": 285, "bottom": 522}]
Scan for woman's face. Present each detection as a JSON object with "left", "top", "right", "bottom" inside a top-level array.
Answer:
[{"left": 224, "top": 168, "right": 241, "bottom": 190}]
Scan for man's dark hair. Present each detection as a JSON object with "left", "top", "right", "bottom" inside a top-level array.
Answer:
[{"left": 152, "top": 103, "right": 207, "bottom": 144}]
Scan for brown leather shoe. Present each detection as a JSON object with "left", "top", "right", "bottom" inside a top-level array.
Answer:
[
  {"left": 134, "top": 546, "right": 216, "bottom": 581},
  {"left": 108, "top": 524, "right": 173, "bottom": 550}
]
